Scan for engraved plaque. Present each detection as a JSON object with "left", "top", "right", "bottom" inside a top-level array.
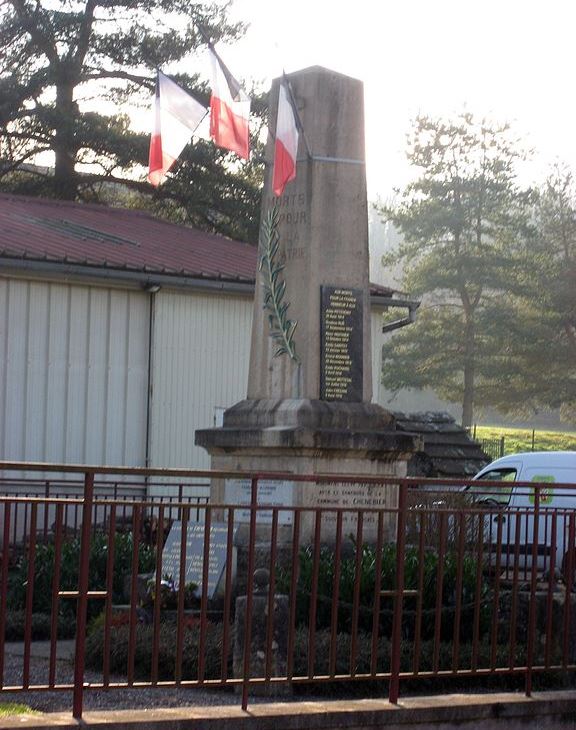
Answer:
[
  {"left": 320, "top": 286, "right": 363, "bottom": 401},
  {"left": 161, "top": 522, "right": 231, "bottom": 599},
  {"left": 225, "top": 479, "right": 294, "bottom": 525}
]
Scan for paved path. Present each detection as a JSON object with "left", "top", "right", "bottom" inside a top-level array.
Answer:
[{"left": 3, "top": 640, "right": 75, "bottom": 661}]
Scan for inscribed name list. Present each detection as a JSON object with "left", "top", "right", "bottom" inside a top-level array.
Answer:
[
  {"left": 306, "top": 481, "right": 398, "bottom": 543},
  {"left": 161, "top": 521, "right": 230, "bottom": 599},
  {"left": 320, "top": 286, "right": 363, "bottom": 401}
]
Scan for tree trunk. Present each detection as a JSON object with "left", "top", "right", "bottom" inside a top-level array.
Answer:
[
  {"left": 53, "top": 79, "right": 78, "bottom": 200},
  {"left": 462, "top": 316, "right": 475, "bottom": 429}
]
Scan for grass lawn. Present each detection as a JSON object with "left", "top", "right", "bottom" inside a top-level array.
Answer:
[
  {"left": 475, "top": 425, "right": 576, "bottom": 455},
  {"left": 0, "top": 703, "right": 38, "bottom": 717}
]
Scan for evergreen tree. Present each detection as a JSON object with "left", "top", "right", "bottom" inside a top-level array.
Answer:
[
  {"left": 486, "top": 165, "right": 576, "bottom": 421},
  {"left": 0, "top": 0, "right": 264, "bottom": 242},
  {"left": 377, "top": 113, "right": 533, "bottom": 427}
]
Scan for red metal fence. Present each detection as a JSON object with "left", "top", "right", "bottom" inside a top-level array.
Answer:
[{"left": 0, "top": 461, "right": 575, "bottom": 718}]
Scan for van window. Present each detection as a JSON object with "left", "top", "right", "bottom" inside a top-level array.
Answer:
[{"left": 468, "top": 467, "right": 516, "bottom": 504}]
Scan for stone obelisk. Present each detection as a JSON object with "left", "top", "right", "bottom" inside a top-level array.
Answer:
[{"left": 196, "top": 67, "right": 419, "bottom": 542}]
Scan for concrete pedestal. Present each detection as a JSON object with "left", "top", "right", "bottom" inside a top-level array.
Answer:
[{"left": 196, "top": 399, "right": 420, "bottom": 544}]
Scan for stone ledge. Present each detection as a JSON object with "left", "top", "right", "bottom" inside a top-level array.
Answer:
[
  {"left": 2, "top": 691, "right": 576, "bottom": 729},
  {"left": 195, "top": 425, "right": 421, "bottom": 459},
  {"left": 220, "top": 399, "right": 396, "bottom": 430}
]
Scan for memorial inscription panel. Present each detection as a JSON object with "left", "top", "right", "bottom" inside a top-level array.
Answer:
[
  {"left": 302, "top": 481, "right": 399, "bottom": 543},
  {"left": 320, "top": 286, "right": 363, "bottom": 401},
  {"left": 161, "top": 522, "right": 231, "bottom": 599},
  {"left": 224, "top": 479, "right": 294, "bottom": 525}
]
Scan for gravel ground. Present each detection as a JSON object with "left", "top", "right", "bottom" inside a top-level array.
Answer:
[{"left": 0, "top": 647, "right": 312, "bottom": 713}]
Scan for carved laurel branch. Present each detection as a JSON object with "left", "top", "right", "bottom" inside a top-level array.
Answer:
[{"left": 258, "top": 205, "right": 299, "bottom": 362}]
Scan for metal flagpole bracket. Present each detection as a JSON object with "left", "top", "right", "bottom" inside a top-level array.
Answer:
[{"left": 308, "top": 155, "right": 365, "bottom": 165}]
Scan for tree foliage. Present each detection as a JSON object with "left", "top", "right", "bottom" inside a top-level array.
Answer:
[
  {"left": 536, "top": 167, "right": 576, "bottom": 406},
  {"left": 0, "top": 0, "right": 264, "bottom": 242},
  {"left": 489, "top": 165, "right": 576, "bottom": 420},
  {"left": 377, "top": 113, "right": 533, "bottom": 427}
]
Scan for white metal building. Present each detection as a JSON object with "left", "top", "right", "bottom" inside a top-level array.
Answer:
[{"left": 0, "top": 193, "right": 393, "bottom": 475}]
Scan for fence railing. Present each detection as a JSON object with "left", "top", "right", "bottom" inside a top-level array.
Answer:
[
  {"left": 477, "top": 436, "right": 506, "bottom": 460},
  {"left": 0, "top": 461, "right": 575, "bottom": 718},
  {"left": 0, "top": 476, "right": 210, "bottom": 550},
  {"left": 469, "top": 427, "right": 574, "bottom": 460}
]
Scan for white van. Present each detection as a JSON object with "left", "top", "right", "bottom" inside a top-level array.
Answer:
[{"left": 467, "top": 451, "right": 576, "bottom": 577}]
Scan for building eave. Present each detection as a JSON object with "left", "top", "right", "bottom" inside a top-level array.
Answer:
[
  {"left": 0, "top": 256, "right": 405, "bottom": 306},
  {"left": 0, "top": 257, "right": 256, "bottom": 296}
]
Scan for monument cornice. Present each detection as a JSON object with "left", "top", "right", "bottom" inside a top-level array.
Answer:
[{"left": 195, "top": 424, "right": 422, "bottom": 462}]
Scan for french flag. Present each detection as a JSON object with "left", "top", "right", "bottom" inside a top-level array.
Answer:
[
  {"left": 273, "top": 80, "right": 299, "bottom": 197},
  {"left": 148, "top": 71, "right": 207, "bottom": 187},
  {"left": 208, "top": 45, "right": 250, "bottom": 159}
]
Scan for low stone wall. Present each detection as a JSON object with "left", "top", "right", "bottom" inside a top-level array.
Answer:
[{"left": 5, "top": 691, "right": 576, "bottom": 729}]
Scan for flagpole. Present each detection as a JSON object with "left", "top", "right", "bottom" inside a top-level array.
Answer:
[
  {"left": 195, "top": 27, "right": 309, "bottom": 163},
  {"left": 195, "top": 22, "right": 212, "bottom": 48}
]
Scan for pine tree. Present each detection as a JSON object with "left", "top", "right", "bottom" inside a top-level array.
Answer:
[
  {"left": 0, "top": 0, "right": 264, "bottom": 242},
  {"left": 377, "top": 113, "right": 533, "bottom": 427},
  {"left": 488, "top": 165, "right": 576, "bottom": 420}
]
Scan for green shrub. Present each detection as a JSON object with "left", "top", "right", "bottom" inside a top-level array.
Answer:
[
  {"left": 4, "top": 610, "right": 76, "bottom": 641},
  {"left": 85, "top": 622, "right": 227, "bottom": 680},
  {"left": 293, "top": 628, "right": 526, "bottom": 677},
  {"left": 277, "top": 543, "right": 491, "bottom": 641},
  {"left": 84, "top": 622, "right": 532, "bottom": 693},
  {"left": 7, "top": 531, "right": 155, "bottom": 620}
]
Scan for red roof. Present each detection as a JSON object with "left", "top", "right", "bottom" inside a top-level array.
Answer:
[
  {"left": 0, "top": 193, "right": 258, "bottom": 284},
  {"left": 0, "top": 192, "right": 394, "bottom": 297}
]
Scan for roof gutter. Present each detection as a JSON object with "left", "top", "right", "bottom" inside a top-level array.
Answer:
[
  {"left": 0, "top": 256, "right": 401, "bottom": 307},
  {"left": 381, "top": 297, "right": 421, "bottom": 333},
  {"left": 0, "top": 257, "right": 255, "bottom": 296}
]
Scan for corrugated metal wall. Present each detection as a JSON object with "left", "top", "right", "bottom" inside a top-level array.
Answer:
[
  {"left": 149, "top": 290, "right": 253, "bottom": 470},
  {"left": 0, "top": 278, "right": 386, "bottom": 476},
  {"left": 0, "top": 278, "right": 149, "bottom": 467}
]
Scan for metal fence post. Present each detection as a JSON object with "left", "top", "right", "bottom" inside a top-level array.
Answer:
[
  {"left": 43, "top": 480, "right": 50, "bottom": 542},
  {"left": 0, "top": 503, "right": 11, "bottom": 688},
  {"left": 389, "top": 480, "right": 408, "bottom": 704},
  {"left": 241, "top": 476, "right": 259, "bottom": 710},
  {"left": 525, "top": 484, "right": 540, "bottom": 697},
  {"left": 72, "top": 471, "right": 94, "bottom": 719}
]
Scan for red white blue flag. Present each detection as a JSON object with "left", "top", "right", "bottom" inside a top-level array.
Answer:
[
  {"left": 148, "top": 70, "right": 206, "bottom": 186},
  {"left": 208, "top": 45, "right": 250, "bottom": 159},
  {"left": 273, "top": 80, "right": 299, "bottom": 196}
]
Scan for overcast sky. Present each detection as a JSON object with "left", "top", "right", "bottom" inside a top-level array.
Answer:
[{"left": 216, "top": 0, "right": 576, "bottom": 200}]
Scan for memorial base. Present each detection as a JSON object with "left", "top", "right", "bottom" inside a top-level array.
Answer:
[{"left": 195, "top": 399, "right": 421, "bottom": 545}]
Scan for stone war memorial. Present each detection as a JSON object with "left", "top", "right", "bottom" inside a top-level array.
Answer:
[{"left": 196, "top": 66, "right": 420, "bottom": 544}]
